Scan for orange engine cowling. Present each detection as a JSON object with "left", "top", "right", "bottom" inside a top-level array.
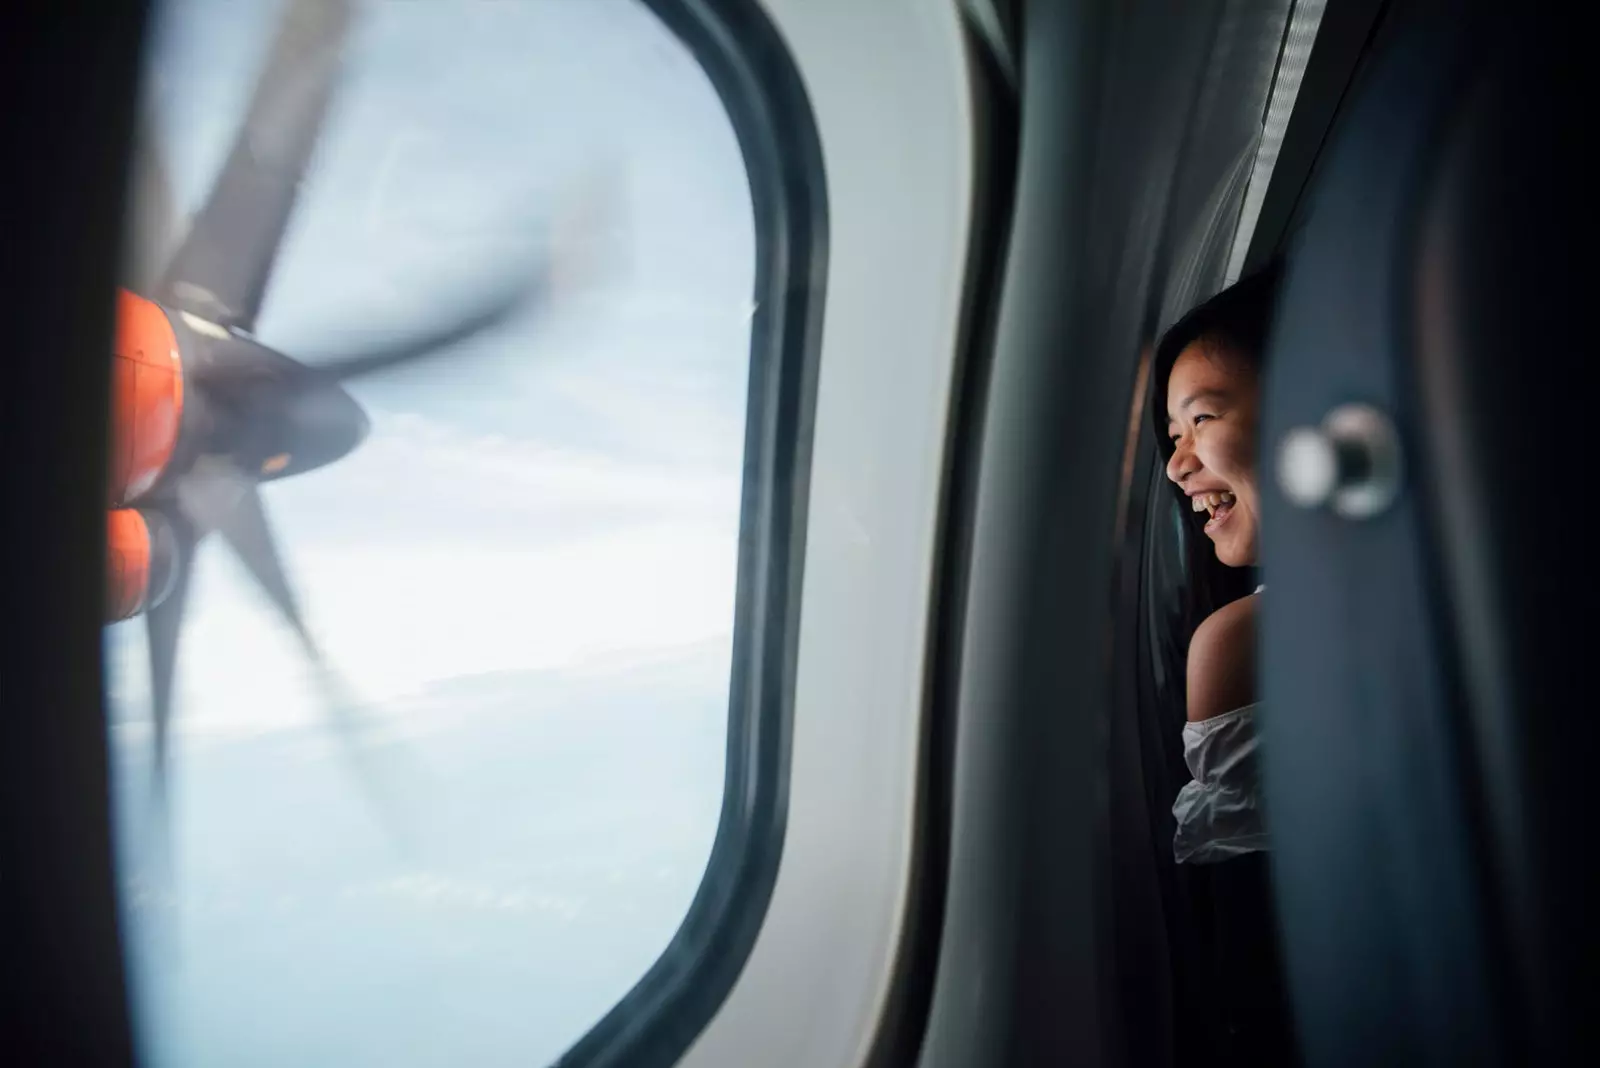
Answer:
[
  {"left": 107, "top": 508, "right": 180, "bottom": 622},
  {"left": 110, "top": 289, "right": 184, "bottom": 505}
]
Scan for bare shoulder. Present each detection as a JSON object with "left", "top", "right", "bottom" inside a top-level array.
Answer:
[{"left": 1185, "top": 593, "right": 1259, "bottom": 722}]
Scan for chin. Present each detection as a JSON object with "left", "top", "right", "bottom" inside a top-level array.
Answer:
[{"left": 1211, "top": 537, "right": 1254, "bottom": 569}]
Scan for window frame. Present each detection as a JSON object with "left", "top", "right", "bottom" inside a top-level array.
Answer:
[
  {"left": 669, "top": 3, "right": 977, "bottom": 1065},
  {"left": 2, "top": 5, "right": 153, "bottom": 1064},
  {"left": 555, "top": 0, "right": 826, "bottom": 1064}
]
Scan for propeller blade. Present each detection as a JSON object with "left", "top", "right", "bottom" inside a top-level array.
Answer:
[
  {"left": 145, "top": 521, "right": 196, "bottom": 822},
  {"left": 306, "top": 170, "right": 622, "bottom": 383},
  {"left": 176, "top": 456, "right": 414, "bottom": 842},
  {"left": 312, "top": 266, "right": 551, "bottom": 384},
  {"left": 180, "top": 457, "right": 308, "bottom": 644},
  {"left": 122, "top": 107, "right": 182, "bottom": 294},
  {"left": 158, "top": 0, "right": 356, "bottom": 330}
]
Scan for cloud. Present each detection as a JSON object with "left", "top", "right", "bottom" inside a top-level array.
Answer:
[
  {"left": 104, "top": 448, "right": 741, "bottom": 739},
  {"left": 106, "top": 516, "right": 739, "bottom": 738},
  {"left": 264, "top": 403, "right": 743, "bottom": 548},
  {"left": 341, "top": 873, "right": 585, "bottom": 921}
]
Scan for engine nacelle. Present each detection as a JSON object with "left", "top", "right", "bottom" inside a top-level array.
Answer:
[
  {"left": 106, "top": 508, "right": 180, "bottom": 621},
  {"left": 110, "top": 289, "right": 184, "bottom": 505}
]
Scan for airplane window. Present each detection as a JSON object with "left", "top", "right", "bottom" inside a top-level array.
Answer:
[{"left": 102, "top": 1, "right": 755, "bottom": 1064}]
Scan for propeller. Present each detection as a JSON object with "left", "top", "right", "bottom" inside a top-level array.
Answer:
[
  {"left": 121, "top": 94, "right": 185, "bottom": 297},
  {"left": 155, "top": 0, "right": 357, "bottom": 332},
  {"left": 123, "top": 0, "right": 609, "bottom": 844}
]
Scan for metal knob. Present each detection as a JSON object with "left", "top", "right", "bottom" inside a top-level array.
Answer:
[{"left": 1275, "top": 403, "right": 1401, "bottom": 519}]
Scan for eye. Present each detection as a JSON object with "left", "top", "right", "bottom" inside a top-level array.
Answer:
[{"left": 1192, "top": 413, "right": 1214, "bottom": 426}]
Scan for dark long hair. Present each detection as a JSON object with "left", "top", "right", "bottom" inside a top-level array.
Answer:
[{"left": 1148, "top": 257, "right": 1284, "bottom": 639}]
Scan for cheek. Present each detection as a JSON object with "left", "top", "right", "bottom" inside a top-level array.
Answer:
[{"left": 1197, "top": 424, "right": 1256, "bottom": 487}]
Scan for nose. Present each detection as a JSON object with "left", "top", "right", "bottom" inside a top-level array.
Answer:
[{"left": 1167, "top": 438, "right": 1198, "bottom": 485}]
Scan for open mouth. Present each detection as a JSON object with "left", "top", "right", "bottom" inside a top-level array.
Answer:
[{"left": 1191, "top": 490, "right": 1236, "bottom": 534}]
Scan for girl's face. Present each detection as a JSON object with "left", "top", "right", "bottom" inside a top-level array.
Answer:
[{"left": 1165, "top": 342, "right": 1261, "bottom": 567}]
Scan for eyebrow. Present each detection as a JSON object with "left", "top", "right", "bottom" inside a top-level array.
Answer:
[{"left": 1176, "top": 388, "right": 1228, "bottom": 411}]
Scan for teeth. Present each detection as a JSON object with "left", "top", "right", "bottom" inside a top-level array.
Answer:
[{"left": 1191, "top": 491, "right": 1237, "bottom": 517}]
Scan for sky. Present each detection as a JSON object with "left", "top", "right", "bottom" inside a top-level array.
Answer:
[{"left": 103, "top": 1, "right": 753, "bottom": 1064}]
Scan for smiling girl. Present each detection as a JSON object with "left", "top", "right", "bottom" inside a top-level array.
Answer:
[
  {"left": 1151, "top": 260, "right": 1295, "bottom": 1064},
  {"left": 1155, "top": 261, "right": 1281, "bottom": 862}
]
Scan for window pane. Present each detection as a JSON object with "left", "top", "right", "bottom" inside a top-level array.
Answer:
[{"left": 104, "top": 1, "right": 753, "bottom": 1064}]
